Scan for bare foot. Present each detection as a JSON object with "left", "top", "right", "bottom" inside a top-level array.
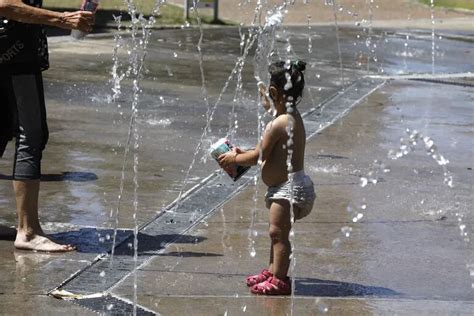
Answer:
[
  {"left": 0, "top": 225, "right": 17, "bottom": 240},
  {"left": 14, "top": 231, "right": 75, "bottom": 252}
]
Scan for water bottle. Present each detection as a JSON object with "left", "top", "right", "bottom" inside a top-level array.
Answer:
[{"left": 70, "top": 0, "right": 99, "bottom": 40}]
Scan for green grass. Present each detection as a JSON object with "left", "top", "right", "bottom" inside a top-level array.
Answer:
[
  {"left": 419, "top": 0, "right": 474, "bottom": 10},
  {"left": 43, "top": 0, "right": 228, "bottom": 26}
]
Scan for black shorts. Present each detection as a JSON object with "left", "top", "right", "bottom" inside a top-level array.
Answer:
[{"left": 0, "top": 71, "right": 48, "bottom": 180}]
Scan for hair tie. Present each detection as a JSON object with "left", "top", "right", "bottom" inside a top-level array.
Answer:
[{"left": 292, "top": 60, "right": 306, "bottom": 72}]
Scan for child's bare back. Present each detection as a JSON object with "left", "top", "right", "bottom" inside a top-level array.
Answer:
[{"left": 261, "top": 111, "right": 306, "bottom": 187}]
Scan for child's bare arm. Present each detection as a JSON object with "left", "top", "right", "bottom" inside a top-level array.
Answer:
[
  {"left": 218, "top": 146, "right": 257, "bottom": 167},
  {"left": 218, "top": 118, "right": 285, "bottom": 167}
]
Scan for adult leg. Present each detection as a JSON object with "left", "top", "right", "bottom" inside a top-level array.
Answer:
[
  {"left": 9, "top": 72, "right": 73, "bottom": 252},
  {"left": 0, "top": 78, "right": 16, "bottom": 240},
  {"left": 13, "top": 180, "right": 73, "bottom": 251},
  {"left": 268, "top": 200, "right": 292, "bottom": 280}
]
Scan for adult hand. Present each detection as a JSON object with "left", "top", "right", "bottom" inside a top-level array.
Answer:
[{"left": 61, "top": 11, "right": 95, "bottom": 32}]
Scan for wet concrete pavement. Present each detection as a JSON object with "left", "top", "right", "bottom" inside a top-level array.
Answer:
[
  {"left": 0, "top": 23, "right": 473, "bottom": 315},
  {"left": 168, "top": 0, "right": 474, "bottom": 30},
  {"left": 109, "top": 79, "right": 473, "bottom": 315}
]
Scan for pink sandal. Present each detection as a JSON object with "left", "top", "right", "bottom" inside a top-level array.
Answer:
[
  {"left": 246, "top": 269, "right": 273, "bottom": 287},
  {"left": 250, "top": 276, "right": 292, "bottom": 295}
]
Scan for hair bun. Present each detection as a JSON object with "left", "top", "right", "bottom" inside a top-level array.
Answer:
[{"left": 292, "top": 60, "right": 306, "bottom": 72}]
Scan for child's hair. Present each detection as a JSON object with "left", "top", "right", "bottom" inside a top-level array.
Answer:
[{"left": 269, "top": 60, "right": 306, "bottom": 105}]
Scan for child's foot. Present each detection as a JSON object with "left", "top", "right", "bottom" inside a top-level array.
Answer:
[
  {"left": 246, "top": 269, "right": 273, "bottom": 287},
  {"left": 251, "top": 276, "right": 291, "bottom": 295}
]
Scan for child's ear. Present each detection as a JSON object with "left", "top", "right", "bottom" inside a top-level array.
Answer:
[{"left": 269, "top": 86, "right": 278, "bottom": 101}]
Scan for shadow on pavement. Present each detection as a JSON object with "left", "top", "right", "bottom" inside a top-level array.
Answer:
[
  {"left": 156, "top": 251, "right": 222, "bottom": 257},
  {"left": 295, "top": 278, "right": 400, "bottom": 297},
  {"left": 49, "top": 228, "right": 207, "bottom": 256},
  {"left": 0, "top": 172, "right": 98, "bottom": 182},
  {"left": 0, "top": 225, "right": 16, "bottom": 241}
]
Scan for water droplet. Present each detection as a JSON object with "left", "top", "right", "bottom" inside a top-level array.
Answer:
[
  {"left": 100, "top": 271, "right": 106, "bottom": 277},
  {"left": 353, "top": 213, "right": 364, "bottom": 223},
  {"left": 467, "top": 264, "right": 474, "bottom": 276},
  {"left": 250, "top": 247, "right": 256, "bottom": 257},
  {"left": 315, "top": 298, "right": 329, "bottom": 313},
  {"left": 341, "top": 226, "right": 352, "bottom": 238},
  {"left": 444, "top": 175, "right": 454, "bottom": 187}
]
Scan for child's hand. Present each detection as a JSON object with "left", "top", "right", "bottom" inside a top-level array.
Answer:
[
  {"left": 258, "top": 82, "right": 271, "bottom": 112},
  {"left": 258, "top": 81, "right": 267, "bottom": 96},
  {"left": 218, "top": 149, "right": 238, "bottom": 168}
]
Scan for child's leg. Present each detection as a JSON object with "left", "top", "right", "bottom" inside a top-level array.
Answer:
[
  {"left": 268, "top": 199, "right": 292, "bottom": 280},
  {"left": 268, "top": 241, "right": 274, "bottom": 273}
]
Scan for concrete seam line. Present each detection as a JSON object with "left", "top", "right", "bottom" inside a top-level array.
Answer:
[
  {"left": 47, "top": 171, "right": 220, "bottom": 295},
  {"left": 409, "top": 78, "right": 474, "bottom": 87},
  {"left": 72, "top": 293, "right": 159, "bottom": 315},
  {"left": 306, "top": 80, "right": 387, "bottom": 140},
  {"left": 301, "top": 80, "right": 360, "bottom": 119},
  {"left": 136, "top": 294, "right": 474, "bottom": 303},
  {"left": 107, "top": 174, "right": 255, "bottom": 292},
  {"left": 370, "top": 72, "right": 474, "bottom": 80}
]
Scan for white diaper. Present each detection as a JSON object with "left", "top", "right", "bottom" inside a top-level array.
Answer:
[{"left": 265, "top": 170, "right": 316, "bottom": 220}]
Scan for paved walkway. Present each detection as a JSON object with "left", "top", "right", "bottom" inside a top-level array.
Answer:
[
  {"left": 1, "top": 74, "right": 472, "bottom": 315},
  {"left": 106, "top": 77, "right": 474, "bottom": 315},
  {"left": 168, "top": 0, "right": 474, "bottom": 30},
  {"left": 0, "top": 21, "right": 473, "bottom": 315}
]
